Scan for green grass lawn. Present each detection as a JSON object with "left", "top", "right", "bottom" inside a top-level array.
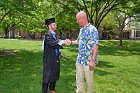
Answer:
[{"left": 0, "top": 38, "right": 140, "bottom": 93}]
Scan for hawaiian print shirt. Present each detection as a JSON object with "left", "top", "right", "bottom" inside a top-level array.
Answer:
[{"left": 77, "top": 23, "right": 99, "bottom": 65}]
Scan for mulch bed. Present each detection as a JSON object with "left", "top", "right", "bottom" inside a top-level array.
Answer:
[{"left": 0, "top": 50, "right": 16, "bottom": 55}]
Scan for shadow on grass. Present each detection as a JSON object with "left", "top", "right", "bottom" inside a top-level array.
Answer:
[
  {"left": 58, "top": 54, "right": 76, "bottom": 92},
  {"left": 99, "top": 41, "right": 140, "bottom": 56},
  {"left": 0, "top": 49, "right": 76, "bottom": 93},
  {"left": 63, "top": 45, "right": 78, "bottom": 53},
  {"left": 95, "top": 69, "right": 113, "bottom": 76},
  {"left": 94, "top": 61, "right": 114, "bottom": 76},
  {"left": 0, "top": 49, "right": 43, "bottom": 71},
  {"left": 0, "top": 49, "right": 43, "bottom": 93},
  {"left": 1, "top": 40, "right": 139, "bottom": 92},
  {"left": 97, "top": 61, "right": 114, "bottom": 68},
  {"left": 64, "top": 41, "right": 140, "bottom": 56}
]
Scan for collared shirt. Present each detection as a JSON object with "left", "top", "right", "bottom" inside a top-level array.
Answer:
[
  {"left": 49, "top": 30, "right": 64, "bottom": 45},
  {"left": 77, "top": 23, "right": 99, "bottom": 65},
  {"left": 42, "top": 30, "right": 64, "bottom": 49},
  {"left": 49, "top": 30, "right": 59, "bottom": 56},
  {"left": 49, "top": 30, "right": 55, "bottom": 35}
]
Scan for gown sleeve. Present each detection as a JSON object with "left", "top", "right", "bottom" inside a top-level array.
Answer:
[{"left": 44, "top": 34, "right": 63, "bottom": 49}]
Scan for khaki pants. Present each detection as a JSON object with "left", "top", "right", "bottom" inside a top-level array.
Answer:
[{"left": 76, "top": 62, "right": 94, "bottom": 93}]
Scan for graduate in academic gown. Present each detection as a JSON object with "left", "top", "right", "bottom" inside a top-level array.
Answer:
[{"left": 42, "top": 18, "right": 68, "bottom": 93}]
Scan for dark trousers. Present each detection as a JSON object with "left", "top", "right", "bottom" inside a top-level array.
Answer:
[{"left": 42, "top": 81, "right": 56, "bottom": 93}]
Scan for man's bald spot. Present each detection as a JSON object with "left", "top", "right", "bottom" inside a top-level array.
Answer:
[{"left": 76, "top": 11, "right": 87, "bottom": 18}]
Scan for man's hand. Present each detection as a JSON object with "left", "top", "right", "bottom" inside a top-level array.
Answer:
[
  {"left": 64, "top": 39, "right": 71, "bottom": 45},
  {"left": 88, "top": 61, "right": 95, "bottom": 70}
]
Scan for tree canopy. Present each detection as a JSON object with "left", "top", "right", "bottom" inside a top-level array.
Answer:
[{"left": 0, "top": 0, "right": 140, "bottom": 40}]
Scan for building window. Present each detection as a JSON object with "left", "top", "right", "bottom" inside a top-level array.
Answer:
[{"left": 136, "top": 31, "right": 140, "bottom": 37}]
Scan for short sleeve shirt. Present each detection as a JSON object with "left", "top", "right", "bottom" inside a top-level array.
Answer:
[{"left": 77, "top": 23, "right": 99, "bottom": 65}]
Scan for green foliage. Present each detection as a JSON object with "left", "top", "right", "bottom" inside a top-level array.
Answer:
[
  {"left": 50, "top": 0, "right": 80, "bottom": 32},
  {"left": 0, "top": 0, "right": 140, "bottom": 39},
  {"left": 0, "top": 0, "right": 43, "bottom": 36},
  {"left": 101, "top": 13, "right": 118, "bottom": 32}
]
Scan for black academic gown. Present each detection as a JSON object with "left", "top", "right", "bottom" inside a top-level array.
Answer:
[{"left": 43, "top": 30, "right": 63, "bottom": 83}]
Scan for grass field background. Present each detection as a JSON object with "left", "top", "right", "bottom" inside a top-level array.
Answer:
[{"left": 0, "top": 39, "right": 140, "bottom": 93}]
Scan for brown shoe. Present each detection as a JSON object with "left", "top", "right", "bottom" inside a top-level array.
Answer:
[{"left": 49, "top": 90, "right": 57, "bottom": 93}]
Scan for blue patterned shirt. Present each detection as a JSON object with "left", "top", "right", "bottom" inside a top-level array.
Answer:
[{"left": 77, "top": 23, "right": 99, "bottom": 65}]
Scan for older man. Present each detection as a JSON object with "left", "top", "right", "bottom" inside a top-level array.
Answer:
[{"left": 70, "top": 11, "right": 99, "bottom": 93}]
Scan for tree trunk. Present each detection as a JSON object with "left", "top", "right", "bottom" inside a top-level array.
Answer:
[
  {"left": 40, "top": 32, "right": 42, "bottom": 39},
  {"left": 59, "top": 32, "right": 63, "bottom": 39},
  {"left": 27, "top": 30, "right": 35, "bottom": 39},
  {"left": 4, "top": 31, "right": 9, "bottom": 38},
  {"left": 4, "top": 24, "right": 10, "bottom": 38},
  {"left": 69, "top": 28, "right": 72, "bottom": 39},
  {"left": 11, "top": 23, "right": 15, "bottom": 38},
  {"left": 119, "top": 27, "right": 123, "bottom": 47}
]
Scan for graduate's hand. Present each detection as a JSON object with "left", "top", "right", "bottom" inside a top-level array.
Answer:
[{"left": 64, "top": 39, "right": 71, "bottom": 45}]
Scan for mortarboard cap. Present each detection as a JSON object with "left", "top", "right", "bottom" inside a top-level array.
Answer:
[{"left": 45, "top": 18, "right": 55, "bottom": 25}]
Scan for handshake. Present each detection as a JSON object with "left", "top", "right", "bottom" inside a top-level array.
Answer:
[{"left": 64, "top": 39, "right": 72, "bottom": 45}]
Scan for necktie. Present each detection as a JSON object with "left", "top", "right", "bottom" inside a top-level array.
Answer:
[{"left": 52, "top": 34, "right": 59, "bottom": 57}]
